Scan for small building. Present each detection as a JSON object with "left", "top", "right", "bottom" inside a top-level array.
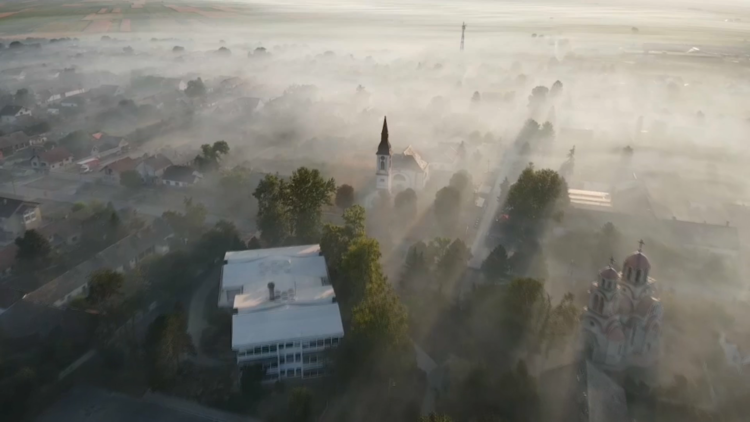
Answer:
[
  {"left": 0, "top": 105, "right": 32, "bottom": 124},
  {"left": 162, "top": 165, "right": 202, "bottom": 187},
  {"left": 0, "top": 131, "right": 31, "bottom": 157},
  {"left": 0, "top": 196, "right": 41, "bottom": 240},
  {"left": 91, "top": 132, "right": 129, "bottom": 158},
  {"left": 30, "top": 147, "right": 74, "bottom": 171},
  {"left": 221, "top": 245, "right": 344, "bottom": 382},
  {"left": 101, "top": 157, "right": 140, "bottom": 185},
  {"left": 136, "top": 154, "right": 173, "bottom": 182}
]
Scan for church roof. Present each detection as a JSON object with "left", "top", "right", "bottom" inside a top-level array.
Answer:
[
  {"left": 392, "top": 145, "right": 428, "bottom": 172},
  {"left": 623, "top": 251, "right": 650, "bottom": 272},
  {"left": 376, "top": 117, "right": 391, "bottom": 155}
]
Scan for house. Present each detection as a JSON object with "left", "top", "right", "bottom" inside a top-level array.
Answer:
[
  {"left": 30, "top": 147, "right": 74, "bottom": 171},
  {"left": 539, "top": 361, "right": 629, "bottom": 422},
  {"left": 60, "top": 96, "right": 86, "bottom": 108},
  {"left": 37, "top": 220, "right": 82, "bottom": 251},
  {"left": 102, "top": 157, "right": 140, "bottom": 185},
  {"left": 91, "top": 132, "right": 129, "bottom": 158},
  {"left": 136, "top": 154, "right": 172, "bottom": 182},
  {"left": 162, "top": 165, "right": 202, "bottom": 187},
  {"left": 0, "top": 196, "right": 41, "bottom": 240},
  {"left": 0, "top": 105, "right": 32, "bottom": 124},
  {"left": 23, "top": 222, "right": 173, "bottom": 307},
  {"left": 0, "top": 131, "right": 31, "bottom": 157},
  {"left": 221, "top": 244, "right": 344, "bottom": 382}
]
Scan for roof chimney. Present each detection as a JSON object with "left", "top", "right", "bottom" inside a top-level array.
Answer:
[{"left": 267, "top": 282, "right": 275, "bottom": 301}]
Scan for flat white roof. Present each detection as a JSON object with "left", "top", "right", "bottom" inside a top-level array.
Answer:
[
  {"left": 225, "top": 244, "right": 320, "bottom": 263},
  {"left": 232, "top": 302, "right": 344, "bottom": 349},
  {"left": 233, "top": 282, "right": 335, "bottom": 311},
  {"left": 222, "top": 254, "right": 328, "bottom": 290}
]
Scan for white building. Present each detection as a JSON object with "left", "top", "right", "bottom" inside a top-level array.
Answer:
[
  {"left": 220, "top": 245, "right": 344, "bottom": 382},
  {"left": 375, "top": 117, "right": 430, "bottom": 194},
  {"left": 581, "top": 242, "right": 663, "bottom": 371}
]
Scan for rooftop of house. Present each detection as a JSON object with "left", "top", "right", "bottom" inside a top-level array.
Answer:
[
  {"left": 222, "top": 244, "right": 324, "bottom": 289},
  {"left": 0, "top": 104, "right": 25, "bottom": 116},
  {"left": 232, "top": 302, "right": 344, "bottom": 350},
  {"left": 104, "top": 156, "right": 140, "bottom": 174},
  {"left": 0, "top": 195, "right": 39, "bottom": 219},
  {"left": 140, "top": 154, "right": 173, "bottom": 172},
  {"left": 393, "top": 146, "right": 429, "bottom": 172},
  {"left": 162, "top": 165, "right": 200, "bottom": 183},
  {"left": 38, "top": 146, "right": 73, "bottom": 164},
  {"left": 23, "top": 222, "right": 172, "bottom": 306},
  {"left": 38, "top": 219, "right": 81, "bottom": 244},
  {"left": 0, "top": 131, "right": 30, "bottom": 148}
]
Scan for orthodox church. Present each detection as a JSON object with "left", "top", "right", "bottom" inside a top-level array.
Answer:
[
  {"left": 375, "top": 117, "right": 430, "bottom": 193},
  {"left": 581, "top": 242, "right": 663, "bottom": 371}
]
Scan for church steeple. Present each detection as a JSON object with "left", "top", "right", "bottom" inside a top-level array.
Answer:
[{"left": 377, "top": 116, "right": 391, "bottom": 156}]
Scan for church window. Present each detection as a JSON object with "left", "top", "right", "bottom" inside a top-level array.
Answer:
[
  {"left": 379, "top": 156, "right": 386, "bottom": 171},
  {"left": 635, "top": 270, "right": 642, "bottom": 283},
  {"left": 597, "top": 296, "right": 605, "bottom": 313},
  {"left": 626, "top": 267, "right": 632, "bottom": 281}
]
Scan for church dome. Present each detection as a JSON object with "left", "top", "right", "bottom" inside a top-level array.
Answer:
[
  {"left": 623, "top": 251, "right": 651, "bottom": 272},
  {"left": 598, "top": 266, "right": 619, "bottom": 280}
]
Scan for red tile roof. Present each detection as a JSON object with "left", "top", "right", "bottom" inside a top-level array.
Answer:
[
  {"left": 104, "top": 157, "right": 139, "bottom": 174},
  {"left": 40, "top": 147, "right": 73, "bottom": 164}
]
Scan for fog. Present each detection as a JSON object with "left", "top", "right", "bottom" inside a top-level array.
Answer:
[{"left": 3, "top": 0, "right": 750, "bottom": 420}]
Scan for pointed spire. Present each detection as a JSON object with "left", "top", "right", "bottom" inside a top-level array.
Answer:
[
  {"left": 638, "top": 239, "right": 645, "bottom": 252},
  {"left": 609, "top": 256, "right": 615, "bottom": 267},
  {"left": 376, "top": 116, "right": 392, "bottom": 156}
]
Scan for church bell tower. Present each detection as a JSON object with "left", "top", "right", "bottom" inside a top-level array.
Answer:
[{"left": 376, "top": 116, "right": 392, "bottom": 192}]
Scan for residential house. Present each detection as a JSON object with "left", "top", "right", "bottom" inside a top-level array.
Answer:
[
  {"left": 102, "top": 157, "right": 140, "bottom": 185},
  {"left": 23, "top": 221, "right": 173, "bottom": 307},
  {"left": 30, "top": 147, "right": 74, "bottom": 171},
  {"left": 91, "top": 132, "right": 129, "bottom": 158},
  {"left": 0, "top": 105, "right": 32, "bottom": 124},
  {"left": 162, "top": 165, "right": 202, "bottom": 187},
  {"left": 60, "top": 96, "right": 86, "bottom": 108},
  {"left": 135, "top": 154, "right": 172, "bottom": 183},
  {"left": 38, "top": 220, "right": 82, "bottom": 251},
  {"left": 0, "top": 131, "right": 31, "bottom": 157},
  {"left": 0, "top": 196, "right": 42, "bottom": 240},
  {"left": 221, "top": 245, "right": 344, "bottom": 381}
]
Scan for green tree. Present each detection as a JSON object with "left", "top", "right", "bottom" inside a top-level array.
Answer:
[
  {"left": 284, "top": 167, "right": 336, "bottom": 243},
  {"left": 320, "top": 205, "right": 366, "bottom": 278},
  {"left": 184, "top": 77, "right": 206, "bottom": 97},
  {"left": 400, "top": 243, "right": 430, "bottom": 292},
  {"left": 87, "top": 269, "right": 124, "bottom": 305},
  {"left": 288, "top": 387, "right": 313, "bottom": 422},
  {"left": 449, "top": 170, "right": 473, "bottom": 202},
  {"left": 240, "top": 365, "right": 265, "bottom": 398},
  {"left": 504, "top": 164, "right": 568, "bottom": 233},
  {"left": 15, "top": 229, "right": 51, "bottom": 269},
  {"left": 435, "top": 239, "right": 471, "bottom": 293},
  {"left": 482, "top": 244, "right": 510, "bottom": 282},
  {"left": 57, "top": 130, "right": 91, "bottom": 157},
  {"left": 194, "top": 140, "right": 230, "bottom": 171},
  {"left": 144, "top": 305, "right": 193, "bottom": 389},
  {"left": 337, "top": 236, "right": 385, "bottom": 311},
  {"left": 120, "top": 170, "right": 143, "bottom": 189},
  {"left": 394, "top": 188, "right": 418, "bottom": 223},
  {"left": 253, "top": 174, "right": 290, "bottom": 246},
  {"left": 434, "top": 186, "right": 461, "bottom": 234},
  {"left": 196, "top": 220, "right": 246, "bottom": 264},
  {"left": 528, "top": 85, "right": 549, "bottom": 110},
  {"left": 162, "top": 197, "right": 207, "bottom": 242},
  {"left": 335, "top": 184, "right": 355, "bottom": 210},
  {"left": 420, "top": 414, "right": 454, "bottom": 422}
]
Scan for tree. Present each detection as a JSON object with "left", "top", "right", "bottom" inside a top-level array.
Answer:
[
  {"left": 9, "top": 41, "right": 22, "bottom": 49},
  {"left": 449, "top": 170, "right": 473, "bottom": 204},
  {"left": 471, "top": 91, "right": 481, "bottom": 104},
  {"left": 58, "top": 130, "right": 91, "bottom": 157},
  {"left": 144, "top": 305, "right": 193, "bottom": 389},
  {"left": 172, "top": 45, "right": 184, "bottom": 52},
  {"left": 15, "top": 229, "right": 51, "bottom": 268},
  {"left": 550, "top": 80, "right": 563, "bottom": 97},
  {"left": 23, "top": 121, "right": 49, "bottom": 136},
  {"left": 504, "top": 164, "right": 568, "bottom": 232},
  {"left": 284, "top": 167, "right": 336, "bottom": 243},
  {"left": 288, "top": 387, "right": 313, "bottom": 422},
  {"left": 435, "top": 239, "right": 471, "bottom": 293},
  {"left": 394, "top": 188, "right": 417, "bottom": 223},
  {"left": 539, "top": 121, "right": 555, "bottom": 142},
  {"left": 400, "top": 244, "right": 430, "bottom": 291},
  {"left": 87, "top": 269, "right": 124, "bottom": 305},
  {"left": 162, "top": 197, "right": 207, "bottom": 243},
  {"left": 71, "top": 202, "right": 86, "bottom": 212},
  {"left": 120, "top": 170, "right": 143, "bottom": 189},
  {"left": 240, "top": 365, "right": 265, "bottom": 398},
  {"left": 482, "top": 244, "right": 510, "bottom": 281},
  {"left": 528, "top": 85, "right": 549, "bottom": 110},
  {"left": 247, "top": 237, "right": 262, "bottom": 250},
  {"left": 253, "top": 174, "right": 291, "bottom": 246},
  {"left": 335, "top": 184, "right": 355, "bottom": 210},
  {"left": 321, "top": 205, "right": 366, "bottom": 283},
  {"left": 184, "top": 77, "right": 206, "bottom": 97},
  {"left": 194, "top": 140, "right": 229, "bottom": 171},
  {"left": 434, "top": 186, "right": 461, "bottom": 234},
  {"left": 420, "top": 413, "right": 454, "bottom": 422},
  {"left": 196, "top": 220, "right": 246, "bottom": 264},
  {"left": 337, "top": 236, "right": 385, "bottom": 310}
]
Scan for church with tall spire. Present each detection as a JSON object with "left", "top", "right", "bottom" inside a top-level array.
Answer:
[
  {"left": 581, "top": 241, "right": 663, "bottom": 371},
  {"left": 373, "top": 116, "right": 430, "bottom": 193}
]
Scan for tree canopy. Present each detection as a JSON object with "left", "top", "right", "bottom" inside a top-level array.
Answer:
[
  {"left": 504, "top": 164, "right": 568, "bottom": 234},
  {"left": 87, "top": 269, "right": 124, "bottom": 305},
  {"left": 120, "top": 170, "right": 143, "bottom": 189},
  {"left": 194, "top": 141, "right": 229, "bottom": 171},
  {"left": 482, "top": 244, "right": 510, "bottom": 282},
  {"left": 394, "top": 188, "right": 418, "bottom": 224},
  {"left": 335, "top": 184, "right": 355, "bottom": 210},
  {"left": 162, "top": 197, "right": 207, "bottom": 243},
  {"left": 144, "top": 304, "right": 193, "bottom": 389},
  {"left": 434, "top": 186, "right": 461, "bottom": 235},
  {"left": 15, "top": 229, "right": 51, "bottom": 269},
  {"left": 184, "top": 77, "right": 206, "bottom": 97}
]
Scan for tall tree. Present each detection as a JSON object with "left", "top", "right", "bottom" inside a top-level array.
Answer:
[
  {"left": 194, "top": 141, "right": 229, "bottom": 171},
  {"left": 321, "top": 205, "right": 366, "bottom": 281},
  {"left": 435, "top": 239, "right": 471, "bottom": 293},
  {"left": 184, "top": 77, "right": 206, "bottom": 97},
  {"left": 144, "top": 305, "right": 193, "bottom": 389},
  {"left": 87, "top": 269, "right": 124, "bottom": 305},
  {"left": 288, "top": 387, "right": 313, "bottom": 422},
  {"left": 337, "top": 236, "right": 384, "bottom": 310},
  {"left": 253, "top": 174, "right": 290, "bottom": 246},
  {"left": 196, "top": 220, "right": 246, "bottom": 264},
  {"left": 400, "top": 244, "right": 430, "bottom": 292},
  {"left": 394, "top": 188, "right": 418, "bottom": 223},
  {"left": 15, "top": 229, "right": 51, "bottom": 269},
  {"left": 283, "top": 167, "right": 336, "bottom": 243},
  {"left": 482, "top": 244, "right": 510, "bottom": 282},
  {"left": 162, "top": 197, "right": 207, "bottom": 242},
  {"left": 504, "top": 164, "right": 568, "bottom": 233},
  {"left": 434, "top": 186, "right": 461, "bottom": 234},
  {"left": 335, "top": 184, "right": 355, "bottom": 210},
  {"left": 449, "top": 170, "right": 473, "bottom": 202}
]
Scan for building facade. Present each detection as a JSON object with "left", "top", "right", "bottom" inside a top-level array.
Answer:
[
  {"left": 581, "top": 242, "right": 663, "bottom": 371},
  {"left": 374, "top": 117, "right": 429, "bottom": 194}
]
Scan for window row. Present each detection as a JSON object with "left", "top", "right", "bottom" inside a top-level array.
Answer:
[
  {"left": 301, "top": 337, "right": 341, "bottom": 349},
  {"left": 241, "top": 336, "right": 343, "bottom": 357},
  {"left": 280, "top": 368, "right": 302, "bottom": 378},
  {"left": 279, "top": 353, "right": 302, "bottom": 364}
]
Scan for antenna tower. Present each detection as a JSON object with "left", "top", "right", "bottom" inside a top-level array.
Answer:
[{"left": 460, "top": 22, "right": 467, "bottom": 51}]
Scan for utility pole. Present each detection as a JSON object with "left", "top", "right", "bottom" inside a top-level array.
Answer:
[{"left": 460, "top": 22, "right": 466, "bottom": 51}]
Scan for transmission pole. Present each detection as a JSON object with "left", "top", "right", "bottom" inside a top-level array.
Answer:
[{"left": 460, "top": 22, "right": 466, "bottom": 51}]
